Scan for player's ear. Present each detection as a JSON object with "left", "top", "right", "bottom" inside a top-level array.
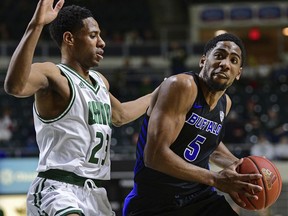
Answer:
[
  {"left": 63, "top": 31, "right": 74, "bottom": 45},
  {"left": 199, "top": 55, "right": 206, "bottom": 68},
  {"left": 236, "top": 67, "right": 242, "bottom": 80}
]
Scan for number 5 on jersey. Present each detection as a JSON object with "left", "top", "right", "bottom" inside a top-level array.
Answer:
[{"left": 184, "top": 134, "right": 206, "bottom": 162}]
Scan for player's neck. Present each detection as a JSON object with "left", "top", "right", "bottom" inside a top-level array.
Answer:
[{"left": 199, "top": 80, "right": 225, "bottom": 110}]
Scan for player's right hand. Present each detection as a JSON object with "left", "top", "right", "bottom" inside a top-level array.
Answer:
[{"left": 31, "top": 0, "right": 65, "bottom": 26}]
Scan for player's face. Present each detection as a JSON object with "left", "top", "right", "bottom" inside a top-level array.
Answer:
[
  {"left": 200, "top": 41, "right": 242, "bottom": 91},
  {"left": 72, "top": 17, "right": 105, "bottom": 69}
]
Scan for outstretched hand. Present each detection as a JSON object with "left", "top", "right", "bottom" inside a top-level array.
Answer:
[
  {"left": 213, "top": 158, "right": 263, "bottom": 208},
  {"left": 31, "top": 0, "right": 65, "bottom": 26}
]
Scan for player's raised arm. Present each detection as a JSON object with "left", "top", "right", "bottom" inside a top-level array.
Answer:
[{"left": 4, "top": 0, "right": 64, "bottom": 97}]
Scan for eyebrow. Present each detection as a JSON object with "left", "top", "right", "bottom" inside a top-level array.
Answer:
[
  {"left": 214, "top": 48, "right": 241, "bottom": 60},
  {"left": 89, "top": 30, "right": 100, "bottom": 35}
]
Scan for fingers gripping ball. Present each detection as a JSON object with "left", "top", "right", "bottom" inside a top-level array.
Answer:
[{"left": 236, "top": 156, "right": 282, "bottom": 210}]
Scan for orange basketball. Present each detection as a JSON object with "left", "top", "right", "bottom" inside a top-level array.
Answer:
[{"left": 236, "top": 155, "right": 282, "bottom": 210}]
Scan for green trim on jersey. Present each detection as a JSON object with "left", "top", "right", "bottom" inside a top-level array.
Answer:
[
  {"left": 55, "top": 207, "right": 84, "bottom": 216},
  {"left": 34, "top": 65, "right": 76, "bottom": 124},
  {"left": 59, "top": 64, "right": 103, "bottom": 94}
]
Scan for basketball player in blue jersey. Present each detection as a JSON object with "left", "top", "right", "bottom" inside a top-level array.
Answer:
[
  {"left": 4, "top": 0, "right": 156, "bottom": 215},
  {"left": 123, "top": 33, "right": 263, "bottom": 216}
]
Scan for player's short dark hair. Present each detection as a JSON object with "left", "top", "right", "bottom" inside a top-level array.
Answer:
[
  {"left": 203, "top": 33, "right": 246, "bottom": 66},
  {"left": 49, "top": 5, "right": 94, "bottom": 48}
]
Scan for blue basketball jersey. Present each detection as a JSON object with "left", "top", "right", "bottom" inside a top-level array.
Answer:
[{"left": 133, "top": 72, "right": 227, "bottom": 195}]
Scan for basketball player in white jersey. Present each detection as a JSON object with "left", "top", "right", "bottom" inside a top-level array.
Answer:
[{"left": 4, "top": 0, "right": 155, "bottom": 215}]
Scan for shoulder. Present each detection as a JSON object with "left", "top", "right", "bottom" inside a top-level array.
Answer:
[
  {"left": 155, "top": 73, "right": 198, "bottom": 111},
  {"left": 162, "top": 73, "right": 197, "bottom": 95}
]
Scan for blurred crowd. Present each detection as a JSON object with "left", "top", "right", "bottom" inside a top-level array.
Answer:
[{"left": 0, "top": 0, "right": 157, "bottom": 44}]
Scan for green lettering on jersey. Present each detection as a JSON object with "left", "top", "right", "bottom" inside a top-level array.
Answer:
[{"left": 88, "top": 101, "right": 111, "bottom": 127}]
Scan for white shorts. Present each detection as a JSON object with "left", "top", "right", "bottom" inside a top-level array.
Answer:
[{"left": 27, "top": 177, "right": 115, "bottom": 216}]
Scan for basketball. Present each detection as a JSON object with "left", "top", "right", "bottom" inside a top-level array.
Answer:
[{"left": 236, "top": 155, "right": 282, "bottom": 210}]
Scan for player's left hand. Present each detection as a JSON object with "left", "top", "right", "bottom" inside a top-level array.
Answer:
[{"left": 213, "top": 158, "right": 262, "bottom": 207}]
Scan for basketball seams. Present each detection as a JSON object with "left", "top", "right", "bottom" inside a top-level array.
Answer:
[
  {"left": 274, "top": 166, "right": 282, "bottom": 198},
  {"left": 246, "top": 156, "right": 265, "bottom": 209},
  {"left": 247, "top": 156, "right": 267, "bottom": 208},
  {"left": 237, "top": 156, "right": 282, "bottom": 210}
]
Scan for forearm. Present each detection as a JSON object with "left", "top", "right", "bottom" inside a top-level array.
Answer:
[
  {"left": 112, "top": 93, "right": 152, "bottom": 126},
  {"left": 210, "top": 142, "right": 239, "bottom": 168},
  {"left": 5, "top": 23, "right": 43, "bottom": 95},
  {"left": 122, "top": 93, "right": 151, "bottom": 120},
  {"left": 145, "top": 146, "right": 217, "bottom": 187},
  {"left": 144, "top": 119, "right": 217, "bottom": 187}
]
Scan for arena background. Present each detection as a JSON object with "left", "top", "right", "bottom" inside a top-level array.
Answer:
[{"left": 0, "top": 0, "right": 288, "bottom": 215}]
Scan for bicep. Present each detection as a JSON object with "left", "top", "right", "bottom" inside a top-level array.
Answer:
[
  {"left": 147, "top": 96, "right": 186, "bottom": 149},
  {"left": 144, "top": 76, "right": 195, "bottom": 164},
  {"left": 147, "top": 107, "right": 184, "bottom": 153},
  {"left": 144, "top": 98, "right": 186, "bottom": 169}
]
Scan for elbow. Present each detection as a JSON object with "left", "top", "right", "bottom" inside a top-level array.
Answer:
[
  {"left": 143, "top": 150, "right": 159, "bottom": 170},
  {"left": 4, "top": 80, "right": 25, "bottom": 97},
  {"left": 4, "top": 82, "right": 18, "bottom": 95},
  {"left": 143, "top": 142, "right": 169, "bottom": 170},
  {"left": 112, "top": 122, "right": 122, "bottom": 127},
  {"left": 112, "top": 118, "right": 124, "bottom": 127},
  {"left": 144, "top": 156, "right": 153, "bottom": 169},
  {"left": 112, "top": 111, "right": 128, "bottom": 127}
]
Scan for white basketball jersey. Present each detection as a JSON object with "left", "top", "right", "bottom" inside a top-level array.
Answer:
[{"left": 33, "top": 64, "right": 112, "bottom": 180}]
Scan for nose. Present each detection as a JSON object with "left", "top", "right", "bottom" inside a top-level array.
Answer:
[
  {"left": 98, "top": 36, "right": 105, "bottom": 48},
  {"left": 219, "top": 58, "right": 230, "bottom": 70}
]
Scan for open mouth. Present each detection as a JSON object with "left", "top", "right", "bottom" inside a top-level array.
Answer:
[
  {"left": 96, "top": 53, "right": 104, "bottom": 60},
  {"left": 96, "top": 48, "right": 104, "bottom": 60},
  {"left": 213, "top": 72, "right": 228, "bottom": 79},
  {"left": 96, "top": 48, "right": 104, "bottom": 55}
]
